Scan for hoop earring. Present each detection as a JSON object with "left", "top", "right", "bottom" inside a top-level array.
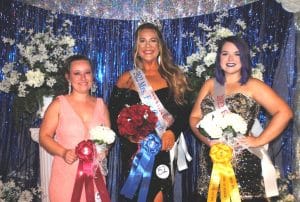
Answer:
[
  {"left": 158, "top": 55, "right": 161, "bottom": 66},
  {"left": 68, "top": 82, "right": 71, "bottom": 95}
]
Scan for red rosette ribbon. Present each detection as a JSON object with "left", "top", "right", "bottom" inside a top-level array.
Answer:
[
  {"left": 117, "top": 104, "right": 158, "bottom": 143},
  {"left": 71, "top": 140, "right": 111, "bottom": 202}
]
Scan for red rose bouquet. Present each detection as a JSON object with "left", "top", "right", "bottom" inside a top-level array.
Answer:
[{"left": 117, "top": 104, "right": 158, "bottom": 143}]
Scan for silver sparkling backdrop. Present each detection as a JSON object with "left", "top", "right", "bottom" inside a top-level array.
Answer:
[{"left": 19, "top": 0, "right": 258, "bottom": 19}]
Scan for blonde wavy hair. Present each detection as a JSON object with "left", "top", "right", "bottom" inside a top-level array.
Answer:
[{"left": 133, "top": 23, "right": 188, "bottom": 105}]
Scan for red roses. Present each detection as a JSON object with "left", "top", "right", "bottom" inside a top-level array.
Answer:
[{"left": 117, "top": 104, "right": 158, "bottom": 143}]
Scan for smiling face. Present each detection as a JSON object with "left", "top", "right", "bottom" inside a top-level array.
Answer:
[
  {"left": 220, "top": 41, "right": 242, "bottom": 76},
  {"left": 66, "top": 59, "right": 93, "bottom": 94},
  {"left": 136, "top": 28, "right": 160, "bottom": 64}
]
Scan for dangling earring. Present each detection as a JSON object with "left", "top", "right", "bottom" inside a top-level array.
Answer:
[
  {"left": 68, "top": 82, "right": 71, "bottom": 95},
  {"left": 158, "top": 55, "right": 161, "bottom": 66},
  {"left": 90, "top": 82, "right": 97, "bottom": 96}
]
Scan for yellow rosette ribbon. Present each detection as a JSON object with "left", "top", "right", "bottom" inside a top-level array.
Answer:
[{"left": 207, "top": 143, "right": 241, "bottom": 202}]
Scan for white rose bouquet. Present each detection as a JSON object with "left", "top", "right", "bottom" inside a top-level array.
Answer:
[
  {"left": 89, "top": 125, "right": 116, "bottom": 176},
  {"left": 197, "top": 110, "right": 247, "bottom": 145},
  {"left": 90, "top": 125, "right": 116, "bottom": 146}
]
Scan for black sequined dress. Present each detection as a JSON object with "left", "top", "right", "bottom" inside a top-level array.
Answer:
[
  {"left": 197, "top": 93, "right": 266, "bottom": 201},
  {"left": 109, "top": 86, "right": 188, "bottom": 202}
]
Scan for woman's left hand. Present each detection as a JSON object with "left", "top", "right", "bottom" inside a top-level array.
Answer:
[
  {"left": 161, "top": 130, "right": 175, "bottom": 151},
  {"left": 237, "top": 135, "right": 262, "bottom": 148}
]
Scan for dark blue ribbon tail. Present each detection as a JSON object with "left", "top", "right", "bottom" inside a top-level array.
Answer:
[{"left": 120, "top": 133, "right": 161, "bottom": 200}]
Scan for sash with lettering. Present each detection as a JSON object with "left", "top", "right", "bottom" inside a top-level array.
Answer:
[
  {"left": 130, "top": 68, "right": 174, "bottom": 137},
  {"left": 210, "top": 79, "right": 278, "bottom": 200}
]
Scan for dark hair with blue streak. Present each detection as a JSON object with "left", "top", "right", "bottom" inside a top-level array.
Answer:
[{"left": 215, "top": 36, "right": 251, "bottom": 85}]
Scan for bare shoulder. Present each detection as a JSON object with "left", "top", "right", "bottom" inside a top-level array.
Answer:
[
  {"left": 196, "top": 78, "right": 214, "bottom": 100},
  {"left": 246, "top": 78, "right": 270, "bottom": 91},
  {"left": 45, "top": 96, "right": 61, "bottom": 114},
  {"left": 116, "top": 71, "right": 133, "bottom": 89},
  {"left": 205, "top": 78, "right": 214, "bottom": 87},
  {"left": 202, "top": 78, "right": 214, "bottom": 93},
  {"left": 40, "top": 96, "right": 61, "bottom": 135},
  {"left": 246, "top": 78, "right": 279, "bottom": 101},
  {"left": 96, "top": 97, "right": 106, "bottom": 106}
]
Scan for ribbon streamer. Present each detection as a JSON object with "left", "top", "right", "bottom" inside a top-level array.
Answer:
[
  {"left": 71, "top": 140, "right": 111, "bottom": 202},
  {"left": 249, "top": 119, "right": 279, "bottom": 197},
  {"left": 120, "top": 134, "right": 161, "bottom": 202},
  {"left": 94, "top": 167, "right": 111, "bottom": 202},
  {"left": 169, "top": 132, "right": 192, "bottom": 181},
  {"left": 207, "top": 143, "right": 241, "bottom": 202}
]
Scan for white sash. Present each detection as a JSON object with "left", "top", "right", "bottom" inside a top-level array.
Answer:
[
  {"left": 213, "top": 79, "right": 278, "bottom": 197},
  {"left": 130, "top": 68, "right": 192, "bottom": 179},
  {"left": 130, "top": 68, "right": 174, "bottom": 137},
  {"left": 249, "top": 119, "right": 279, "bottom": 197}
]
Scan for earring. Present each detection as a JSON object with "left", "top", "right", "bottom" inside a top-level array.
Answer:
[
  {"left": 90, "top": 83, "right": 97, "bottom": 96},
  {"left": 68, "top": 82, "right": 71, "bottom": 95},
  {"left": 158, "top": 55, "right": 161, "bottom": 66}
]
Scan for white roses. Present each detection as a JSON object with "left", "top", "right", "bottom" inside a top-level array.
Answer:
[
  {"left": 197, "top": 110, "right": 247, "bottom": 139},
  {"left": 90, "top": 125, "right": 116, "bottom": 145}
]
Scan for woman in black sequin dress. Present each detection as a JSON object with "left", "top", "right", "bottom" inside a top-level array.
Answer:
[
  {"left": 109, "top": 23, "right": 189, "bottom": 202},
  {"left": 189, "top": 36, "right": 293, "bottom": 202}
]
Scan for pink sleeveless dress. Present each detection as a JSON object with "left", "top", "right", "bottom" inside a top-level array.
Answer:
[{"left": 49, "top": 95, "right": 109, "bottom": 202}]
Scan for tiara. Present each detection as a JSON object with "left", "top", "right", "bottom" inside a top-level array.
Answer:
[{"left": 137, "top": 14, "right": 162, "bottom": 30}]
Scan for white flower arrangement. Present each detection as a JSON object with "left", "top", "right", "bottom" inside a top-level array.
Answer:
[
  {"left": 0, "top": 13, "right": 75, "bottom": 118},
  {"left": 90, "top": 125, "right": 116, "bottom": 146},
  {"left": 181, "top": 11, "right": 277, "bottom": 103},
  {"left": 0, "top": 176, "right": 41, "bottom": 202},
  {"left": 90, "top": 125, "right": 116, "bottom": 176},
  {"left": 196, "top": 110, "right": 247, "bottom": 140}
]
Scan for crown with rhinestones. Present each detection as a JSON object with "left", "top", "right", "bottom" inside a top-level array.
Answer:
[{"left": 137, "top": 14, "right": 162, "bottom": 30}]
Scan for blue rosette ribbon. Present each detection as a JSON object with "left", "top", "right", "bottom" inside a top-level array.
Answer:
[{"left": 120, "top": 133, "right": 161, "bottom": 201}]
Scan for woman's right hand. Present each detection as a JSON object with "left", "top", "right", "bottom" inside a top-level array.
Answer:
[
  {"left": 62, "top": 149, "right": 78, "bottom": 164},
  {"left": 207, "top": 139, "right": 221, "bottom": 147}
]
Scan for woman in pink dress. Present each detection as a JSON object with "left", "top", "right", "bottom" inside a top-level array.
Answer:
[{"left": 39, "top": 55, "right": 110, "bottom": 202}]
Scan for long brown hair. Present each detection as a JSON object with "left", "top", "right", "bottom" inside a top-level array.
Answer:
[{"left": 133, "top": 23, "right": 188, "bottom": 105}]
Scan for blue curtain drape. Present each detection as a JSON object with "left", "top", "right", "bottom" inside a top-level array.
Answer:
[{"left": 0, "top": 0, "right": 297, "bottom": 201}]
